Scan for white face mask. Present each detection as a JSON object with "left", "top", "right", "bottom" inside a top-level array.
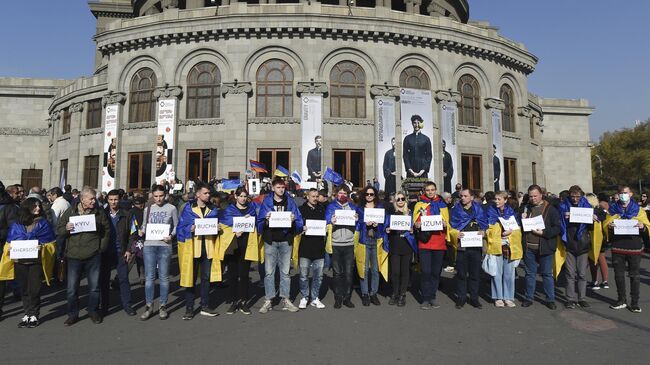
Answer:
[{"left": 619, "top": 193, "right": 630, "bottom": 203}]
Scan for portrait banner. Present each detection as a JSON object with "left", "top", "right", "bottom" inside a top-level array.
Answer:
[
  {"left": 301, "top": 95, "right": 323, "bottom": 182},
  {"left": 440, "top": 102, "right": 458, "bottom": 193},
  {"left": 101, "top": 104, "right": 119, "bottom": 192},
  {"left": 375, "top": 97, "right": 396, "bottom": 195},
  {"left": 400, "top": 88, "right": 434, "bottom": 179},
  {"left": 155, "top": 99, "right": 176, "bottom": 184},
  {"left": 491, "top": 109, "right": 504, "bottom": 192}
]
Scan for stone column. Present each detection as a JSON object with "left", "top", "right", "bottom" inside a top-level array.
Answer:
[
  {"left": 370, "top": 84, "right": 401, "bottom": 192},
  {"left": 434, "top": 89, "right": 461, "bottom": 193},
  {"left": 101, "top": 91, "right": 126, "bottom": 190},
  {"left": 297, "top": 80, "right": 328, "bottom": 186},
  {"left": 68, "top": 102, "right": 85, "bottom": 188},
  {"left": 405, "top": 0, "right": 422, "bottom": 14},
  {"left": 153, "top": 85, "right": 183, "bottom": 184},
  {"left": 484, "top": 97, "right": 505, "bottom": 193},
  {"left": 221, "top": 80, "right": 253, "bottom": 178}
]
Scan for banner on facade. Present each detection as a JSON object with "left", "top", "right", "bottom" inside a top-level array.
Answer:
[
  {"left": 375, "top": 97, "right": 396, "bottom": 195},
  {"left": 400, "top": 88, "right": 434, "bottom": 179},
  {"left": 440, "top": 102, "right": 458, "bottom": 193},
  {"left": 155, "top": 99, "right": 176, "bottom": 184},
  {"left": 301, "top": 95, "right": 323, "bottom": 182},
  {"left": 491, "top": 109, "right": 505, "bottom": 192},
  {"left": 101, "top": 104, "right": 119, "bottom": 192}
]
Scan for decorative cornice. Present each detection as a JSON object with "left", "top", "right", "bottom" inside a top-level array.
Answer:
[
  {"left": 434, "top": 89, "right": 462, "bottom": 103},
  {"left": 121, "top": 121, "right": 157, "bottom": 130},
  {"left": 502, "top": 131, "right": 520, "bottom": 140},
  {"left": 80, "top": 127, "right": 104, "bottom": 136},
  {"left": 0, "top": 127, "right": 48, "bottom": 136},
  {"left": 222, "top": 80, "right": 253, "bottom": 97},
  {"left": 57, "top": 135, "right": 71, "bottom": 142},
  {"left": 458, "top": 124, "right": 488, "bottom": 134},
  {"left": 369, "top": 84, "right": 400, "bottom": 99},
  {"left": 49, "top": 111, "right": 61, "bottom": 121},
  {"left": 542, "top": 140, "right": 593, "bottom": 148},
  {"left": 484, "top": 97, "right": 505, "bottom": 110},
  {"left": 102, "top": 91, "right": 126, "bottom": 107},
  {"left": 324, "top": 118, "right": 374, "bottom": 126},
  {"left": 154, "top": 84, "right": 183, "bottom": 99},
  {"left": 296, "top": 80, "right": 328, "bottom": 96},
  {"left": 69, "top": 103, "right": 84, "bottom": 113},
  {"left": 178, "top": 118, "right": 225, "bottom": 126},
  {"left": 249, "top": 118, "right": 300, "bottom": 125},
  {"left": 517, "top": 106, "right": 532, "bottom": 118}
]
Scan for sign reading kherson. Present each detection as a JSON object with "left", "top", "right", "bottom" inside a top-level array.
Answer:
[
  {"left": 146, "top": 224, "right": 170, "bottom": 241},
  {"left": 375, "top": 98, "right": 396, "bottom": 195},
  {"left": 194, "top": 218, "right": 219, "bottom": 236},
  {"left": 269, "top": 211, "right": 292, "bottom": 228},
  {"left": 569, "top": 207, "right": 594, "bottom": 224},
  {"left": 10, "top": 240, "right": 39, "bottom": 260},
  {"left": 491, "top": 109, "right": 505, "bottom": 192},
  {"left": 305, "top": 219, "right": 327, "bottom": 236},
  {"left": 364, "top": 208, "right": 386, "bottom": 224},
  {"left": 334, "top": 210, "right": 356, "bottom": 226},
  {"left": 420, "top": 215, "right": 444, "bottom": 231},
  {"left": 232, "top": 216, "right": 255, "bottom": 233},
  {"left": 301, "top": 95, "right": 323, "bottom": 183},
  {"left": 390, "top": 215, "right": 412, "bottom": 230},
  {"left": 155, "top": 99, "right": 176, "bottom": 184},
  {"left": 102, "top": 104, "right": 119, "bottom": 192},
  {"left": 400, "top": 88, "right": 434, "bottom": 179},
  {"left": 440, "top": 102, "right": 458, "bottom": 193},
  {"left": 69, "top": 215, "right": 97, "bottom": 234}
]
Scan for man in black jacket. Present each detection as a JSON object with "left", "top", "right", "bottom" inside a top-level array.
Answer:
[
  {"left": 0, "top": 182, "right": 20, "bottom": 319},
  {"left": 298, "top": 189, "right": 327, "bottom": 309},
  {"left": 521, "top": 184, "right": 562, "bottom": 309},
  {"left": 403, "top": 115, "right": 432, "bottom": 178},
  {"left": 442, "top": 140, "right": 453, "bottom": 193},
  {"left": 382, "top": 138, "right": 396, "bottom": 196}
]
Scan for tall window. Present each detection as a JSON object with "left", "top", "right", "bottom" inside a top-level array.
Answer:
[
  {"left": 256, "top": 59, "right": 293, "bottom": 117},
  {"left": 257, "top": 149, "right": 290, "bottom": 180},
  {"left": 21, "top": 169, "right": 42, "bottom": 189},
  {"left": 504, "top": 158, "right": 517, "bottom": 192},
  {"left": 330, "top": 61, "right": 366, "bottom": 118},
  {"left": 530, "top": 117, "right": 536, "bottom": 139},
  {"left": 129, "top": 68, "right": 157, "bottom": 123},
  {"left": 60, "top": 159, "right": 68, "bottom": 186},
  {"left": 128, "top": 152, "right": 152, "bottom": 192},
  {"left": 86, "top": 99, "right": 103, "bottom": 129},
  {"left": 186, "top": 149, "right": 216, "bottom": 183},
  {"left": 458, "top": 74, "right": 481, "bottom": 126},
  {"left": 82, "top": 155, "right": 100, "bottom": 188},
  {"left": 531, "top": 162, "right": 537, "bottom": 185},
  {"left": 500, "top": 84, "right": 515, "bottom": 132},
  {"left": 333, "top": 149, "right": 364, "bottom": 188},
  {"left": 399, "top": 66, "right": 430, "bottom": 90},
  {"left": 187, "top": 62, "right": 221, "bottom": 119},
  {"left": 62, "top": 108, "right": 71, "bottom": 134},
  {"left": 461, "top": 154, "right": 482, "bottom": 191}
]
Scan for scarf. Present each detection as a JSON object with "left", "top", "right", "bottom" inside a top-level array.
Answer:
[{"left": 451, "top": 201, "right": 488, "bottom": 231}]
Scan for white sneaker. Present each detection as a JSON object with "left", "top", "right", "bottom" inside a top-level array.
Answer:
[
  {"left": 310, "top": 298, "right": 326, "bottom": 309},
  {"left": 259, "top": 299, "right": 273, "bottom": 314},
  {"left": 504, "top": 300, "right": 517, "bottom": 308},
  {"left": 282, "top": 298, "right": 299, "bottom": 312},
  {"left": 299, "top": 298, "right": 308, "bottom": 309},
  {"left": 443, "top": 266, "right": 456, "bottom": 273},
  {"left": 494, "top": 299, "right": 505, "bottom": 308}
]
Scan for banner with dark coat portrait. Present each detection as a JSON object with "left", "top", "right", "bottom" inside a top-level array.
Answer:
[
  {"left": 301, "top": 95, "right": 323, "bottom": 182},
  {"left": 491, "top": 109, "right": 505, "bottom": 192},
  {"left": 400, "top": 88, "right": 434, "bottom": 179},
  {"left": 440, "top": 102, "right": 458, "bottom": 193},
  {"left": 375, "top": 97, "right": 396, "bottom": 195},
  {"left": 155, "top": 99, "right": 176, "bottom": 184},
  {"left": 102, "top": 104, "right": 119, "bottom": 192}
]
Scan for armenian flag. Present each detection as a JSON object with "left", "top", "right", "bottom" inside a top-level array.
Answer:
[{"left": 249, "top": 160, "right": 268, "bottom": 173}]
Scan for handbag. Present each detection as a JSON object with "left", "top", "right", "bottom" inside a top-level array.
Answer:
[{"left": 482, "top": 254, "right": 498, "bottom": 277}]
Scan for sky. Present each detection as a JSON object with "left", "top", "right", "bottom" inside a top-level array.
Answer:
[{"left": 0, "top": 0, "right": 648, "bottom": 141}]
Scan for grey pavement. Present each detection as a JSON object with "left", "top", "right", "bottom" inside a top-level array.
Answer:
[{"left": 1, "top": 252, "right": 649, "bottom": 364}]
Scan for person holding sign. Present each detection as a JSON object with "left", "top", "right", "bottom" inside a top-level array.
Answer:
[
  {"left": 297, "top": 188, "right": 327, "bottom": 309},
  {"left": 57, "top": 187, "right": 111, "bottom": 326},
  {"left": 486, "top": 192, "right": 522, "bottom": 308},
  {"left": 412, "top": 181, "right": 450, "bottom": 309},
  {"left": 604, "top": 185, "right": 650, "bottom": 313},
  {"left": 356, "top": 187, "right": 385, "bottom": 307},
  {"left": 0, "top": 198, "right": 55, "bottom": 328},
  {"left": 256, "top": 178, "right": 303, "bottom": 314},
  {"left": 138, "top": 185, "right": 178, "bottom": 321},
  {"left": 450, "top": 189, "right": 488, "bottom": 309},
  {"left": 325, "top": 184, "right": 359, "bottom": 309},
  {"left": 219, "top": 187, "right": 259, "bottom": 315},
  {"left": 385, "top": 192, "right": 416, "bottom": 306},
  {"left": 176, "top": 182, "right": 220, "bottom": 320},
  {"left": 520, "top": 185, "right": 562, "bottom": 310}
]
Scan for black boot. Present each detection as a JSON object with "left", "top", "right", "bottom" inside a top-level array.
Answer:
[
  {"left": 361, "top": 295, "right": 370, "bottom": 306},
  {"left": 397, "top": 295, "right": 406, "bottom": 307}
]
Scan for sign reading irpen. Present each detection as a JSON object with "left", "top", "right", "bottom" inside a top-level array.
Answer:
[{"left": 232, "top": 216, "right": 255, "bottom": 233}]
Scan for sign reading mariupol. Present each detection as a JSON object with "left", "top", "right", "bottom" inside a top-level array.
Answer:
[
  {"left": 146, "top": 224, "right": 170, "bottom": 241},
  {"left": 10, "top": 240, "right": 39, "bottom": 260},
  {"left": 334, "top": 210, "right": 356, "bottom": 226},
  {"left": 194, "top": 218, "right": 219, "bottom": 236},
  {"left": 460, "top": 231, "right": 483, "bottom": 248},
  {"left": 420, "top": 215, "right": 443, "bottom": 231},
  {"left": 522, "top": 215, "right": 545, "bottom": 232},
  {"left": 498, "top": 216, "right": 520, "bottom": 231},
  {"left": 390, "top": 215, "right": 411, "bottom": 230},
  {"left": 364, "top": 208, "right": 385, "bottom": 224},
  {"left": 269, "top": 211, "right": 292, "bottom": 228},
  {"left": 69, "top": 215, "right": 97, "bottom": 234},
  {"left": 305, "top": 219, "right": 327, "bottom": 236},
  {"left": 569, "top": 207, "right": 594, "bottom": 224},
  {"left": 613, "top": 219, "right": 639, "bottom": 235},
  {"left": 232, "top": 216, "right": 255, "bottom": 233}
]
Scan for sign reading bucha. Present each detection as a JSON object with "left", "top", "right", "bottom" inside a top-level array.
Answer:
[
  {"left": 10, "top": 240, "right": 39, "bottom": 260},
  {"left": 102, "top": 104, "right": 119, "bottom": 192},
  {"left": 375, "top": 97, "right": 396, "bottom": 195},
  {"left": 400, "top": 88, "right": 434, "bottom": 179},
  {"left": 194, "top": 218, "right": 219, "bottom": 236},
  {"left": 155, "top": 99, "right": 176, "bottom": 184},
  {"left": 420, "top": 215, "right": 444, "bottom": 231},
  {"left": 498, "top": 216, "right": 520, "bottom": 231},
  {"left": 232, "top": 216, "right": 255, "bottom": 233},
  {"left": 301, "top": 95, "right": 323, "bottom": 183},
  {"left": 269, "top": 211, "right": 292, "bottom": 228},
  {"left": 69, "top": 215, "right": 97, "bottom": 234}
]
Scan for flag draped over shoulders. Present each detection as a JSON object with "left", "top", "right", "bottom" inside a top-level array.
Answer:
[
  {"left": 485, "top": 203, "right": 523, "bottom": 260},
  {"left": 355, "top": 205, "right": 389, "bottom": 281},
  {"left": 0, "top": 219, "right": 56, "bottom": 284},
  {"left": 219, "top": 203, "right": 262, "bottom": 263},
  {"left": 176, "top": 201, "right": 221, "bottom": 287},
  {"left": 450, "top": 201, "right": 488, "bottom": 231},
  {"left": 603, "top": 199, "right": 650, "bottom": 242},
  {"left": 324, "top": 200, "right": 358, "bottom": 255},
  {"left": 255, "top": 193, "right": 303, "bottom": 268},
  {"left": 412, "top": 195, "right": 451, "bottom": 243}
]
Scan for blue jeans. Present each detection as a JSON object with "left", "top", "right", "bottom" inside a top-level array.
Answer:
[
  {"left": 66, "top": 254, "right": 101, "bottom": 317},
  {"left": 264, "top": 241, "right": 292, "bottom": 300},
  {"left": 185, "top": 240, "right": 212, "bottom": 309},
  {"left": 524, "top": 249, "right": 555, "bottom": 302},
  {"left": 491, "top": 256, "right": 519, "bottom": 300},
  {"left": 360, "top": 243, "right": 379, "bottom": 296},
  {"left": 419, "top": 249, "right": 445, "bottom": 302},
  {"left": 299, "top": 258, "right": 324, "bottom": 300},
  {"left": 144, "top": 245, "right": 172, "bottom": 306}
]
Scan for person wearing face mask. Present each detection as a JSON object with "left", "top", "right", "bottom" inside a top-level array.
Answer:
[
  {"left": 604, "top": 185, "right": 650, "bottom": 313},
  {"left": 385, "top": 192, "right": 416, "bottom": 306}
]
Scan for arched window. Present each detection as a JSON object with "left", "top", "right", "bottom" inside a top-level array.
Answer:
[
  {"left": 129, "top": 68, "right": 157, "bottom": 123},
  {"left": 256, "top": 59, "right": 293, "bottom": 117},
  {"left": 399, "top": 66, "right": 430, "bottom": 90},
  {"left": 330, "top": 61, "right": 366, "bottom": 118},
  {"left": 500, "top": 84, "right": 515, "bottom": 132},
  {"left": 186, "top": 62, "right": 221, "bottom": 119},
  {"left": 457, "top": 74, "right": 481, "bottom": 127}
]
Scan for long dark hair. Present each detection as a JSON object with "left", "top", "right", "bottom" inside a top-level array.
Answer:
[
  {"left": 18, "top": 197, "right": 44, "bottom": 226},
  {"left": 360, "top": 186, "right": 379, "bottom": 207}
]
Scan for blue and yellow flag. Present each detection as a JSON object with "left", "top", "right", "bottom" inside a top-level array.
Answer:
[
  {"left": 0, "top": 219, "right": 56, "bottom": 285},
  {"left": 176, "top": 201, "right": 221, "bottom": 287}
]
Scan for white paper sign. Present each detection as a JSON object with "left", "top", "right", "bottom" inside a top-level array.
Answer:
[
  {"left": 146, "top": 224, "right": 170, "bottom": 241},
  {"left": 70, "top": 215, "right": 97, "bottom": 234},
  {"left": 248, "top": 179, "right": 261, "bottom": 196},
  {"left": 498, "top": 216, "right": 520, "bottom": 231},
  {"left": 390, "top": 215, "right": 412, "bottom": 230},
  {"left": 173, "top": 184, "right": 183, "bottom": 191},
  {"left": 300, "top": 182, "right": 318, "bottom": 190},
  {"left": 305, "top": 219, "right": 327, "bottom": 236},
  {"left": 194, "top": 218, "right": 219, "bottom": 236},
  {"left": 569, "top": 207, "right": 594, "bottom": 224},
  {"left": 334, "top": 209, "right": 356, "bottom": 227},
  {"left": 232, "top": 216, "right": 255, "bottom": 233},
  {"left": 364, "top": 208, "right": 385, "bottom": 224},
  {"left": 460, "top": 231, "right": 483, "bottom": 248},
  {"left": 9, "top": 240, "right": 39, "bottom": 260},
  {"left": 522, "top": 215, "right": 545, "bottom": 232},
  {"left": 614, "top": 219, "right": 640, "bottom": 235},
  {"left": 421, "top": 215, "right": 443, "bottom": 231},
  {"left": 269, "top": 211, "right": 292, "bottom": 228}
]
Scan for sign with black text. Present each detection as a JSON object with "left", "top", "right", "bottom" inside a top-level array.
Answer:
[
  {"left": 9, "top": 240, "right": 39, "bottom": 260},
  {"left": 569, "top": 207, "right": 594, "bottom": 224},
  {"left": 305, "top": 219, "right": 327, "bottom": 236},
  {"left": 420, "top": 215, "right": 443, "bottom": 231},
  {"left": 146, "top": 223, "right": 170, "bottom": 241},
  {"left": 69, "top": 215, "right": 97, "bottom": 234},
  {"left": 390, "top": 215, "right": 412, "bottom": 231},
  {"left": 364, "top": 208, "right": 385, "bottom": 224},
  {"left": 334, "top": 210, "right": 356, "bottom": 227},
  {"left": 269, "top": 211, "right": 292, "bottom": 228},
  {"left": 232, "top": 216, "right": 255, "bottom": 233},
  {"left": 460, "top": 231, "right": 483, "bottom": 248},
  {"left": 194, "top": 218, "right": 219, "bottom": 236}
]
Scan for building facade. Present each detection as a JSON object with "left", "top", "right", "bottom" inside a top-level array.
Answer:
[{"left": 1, "top": 0, "right": 594, "bottom": 194}]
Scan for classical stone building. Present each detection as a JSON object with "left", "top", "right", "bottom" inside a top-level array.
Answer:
[{"left": 1, "top": 0, "right": 594, "bottom": 194}]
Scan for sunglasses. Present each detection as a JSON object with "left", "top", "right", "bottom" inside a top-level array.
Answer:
[
  {"left": 396, "top": 197, "right": 406, "bottom": 202},
  {"left": 366, "top": 193, "right": 375, "bottom": 197}
]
